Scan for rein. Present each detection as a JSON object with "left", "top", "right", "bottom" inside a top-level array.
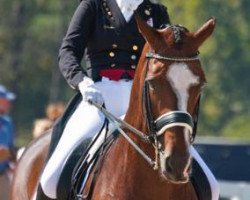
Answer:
[
  {"left": 88, "top": 51, "right": 201, "bottom": 170},
  {"left": 88, "top": 100, "right": 157, "bottom": 168}
]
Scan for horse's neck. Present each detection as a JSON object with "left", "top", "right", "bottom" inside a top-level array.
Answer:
[
  {"left": 93, "top": 48, "right": 159, "bottom": 193},
  {"left": 124, "top": 46, "right": 148, "bottom": 130},
  {"left": 100, "top": 46, "right": 163, "bottom": 190}
]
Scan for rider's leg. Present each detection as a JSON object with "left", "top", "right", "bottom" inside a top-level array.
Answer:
[
  {"left": 40, "top": 101, "right": 105, "bottom": 199},
  {"left": 38, "top": 78, "right": 132, "bottom": 199},
  {"left": 190, "top": 146, "right": 220, "bottom": 200}
]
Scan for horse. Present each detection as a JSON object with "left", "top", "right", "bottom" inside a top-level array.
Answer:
[
  {"left": 10, "top": 131, "right": 51, "bottom": 200},
  {"left": 10, "top": 17, "right": 216, "bottom": 200},
  {"left": 81, "top": 17, "right": 216, "bottom": 200}
]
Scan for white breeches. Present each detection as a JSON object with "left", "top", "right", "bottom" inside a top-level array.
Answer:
[
  {"left": 40, "top": 78, "right": 219, "bottom": 199},
  {"left": 40, "top": 78, "right": 133, "bottom": 199}
]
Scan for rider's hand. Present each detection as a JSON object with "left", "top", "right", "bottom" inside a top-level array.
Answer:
[
  {"left": 78, "top": 77, "right": 104, "bottom": 105},
  {"left": 116, "top": 0, "right": 143, "bottom": 22}
]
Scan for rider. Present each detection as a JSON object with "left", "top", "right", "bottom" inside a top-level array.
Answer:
[
  {"left": 37, "top": 0, "right": 219, "bottom": 199},
  {"left": 0, "top": 84, "right": 16, "bottom": 200}
]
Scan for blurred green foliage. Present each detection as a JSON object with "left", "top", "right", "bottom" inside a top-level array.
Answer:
[
  {"left": 0, "top": 0, "right": 249, "bottom": 146},
  {"left": 165, "top": 0, "right": 250, "bottom": 137}
]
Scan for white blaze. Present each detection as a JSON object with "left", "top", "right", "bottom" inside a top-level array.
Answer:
[
  {"left": 162, "top": 63, "right": 199, "bottom": 166},
  {"left": 166, "top": 63, "right": 200, "bottom": 111}
]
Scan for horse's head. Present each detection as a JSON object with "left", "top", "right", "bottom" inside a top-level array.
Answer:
[{"left": 136, "top": 17, "right": 215, "bottom": 183}]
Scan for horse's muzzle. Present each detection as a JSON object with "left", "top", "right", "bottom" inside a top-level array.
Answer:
[{"left": 160, "top": 152, "right": 191, "bottom": 183}]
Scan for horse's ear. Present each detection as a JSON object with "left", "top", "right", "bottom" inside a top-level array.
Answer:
[
  {"left": 194, "top": 18, "right": 216, "bottom": 48},
  {"left": 135, "top": 14, "right": 161, "bottom": 47}
]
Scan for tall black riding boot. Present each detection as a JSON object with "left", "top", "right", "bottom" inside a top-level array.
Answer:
[{"left": 36, "top": 184, "right": 55, "bottom": 200}]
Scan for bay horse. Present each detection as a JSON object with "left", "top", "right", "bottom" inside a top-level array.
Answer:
[
  {"left": 11, "top": 17, "right": 216, "bottom": 200},
  {"left": 11, "top": 131, "right": 51, "bottom": 200},
  {"left": 82, "top": 17, "right": 216, "bottom": 200}
]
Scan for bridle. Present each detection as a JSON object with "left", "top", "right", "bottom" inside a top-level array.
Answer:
[
  {"left": 137, "top": 51, "right": 201, "bottom": 169},
  {"left": 143, "top": 52, "right": 201, "bottom": 142},
  {"left": 89, "top": 51, "right": 201, "bottom": 170}
]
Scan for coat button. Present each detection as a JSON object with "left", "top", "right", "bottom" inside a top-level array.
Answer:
[
  {"left": 107, "top": 11, "right": 112, "bottom": 16},
  {"left": 111, "top": 63, "right": 116, "bottom": 67},
  {"left": 131, "top": 65, "right": 136, "bottom": 69},
  {"left": 112, "top": 44, "right": 118, "bottom": 48},
  {"left": 145, "top": 9, "right": 151, "bottom": 16},
  {"left": 131, "top": 55, "right": 137, "bottom": 60},
  {"left": 109, "top": 52, "right": 115, "bottom": 57},
  {"left": 132, "top": 45, "right": 138, "bottom": 51}
]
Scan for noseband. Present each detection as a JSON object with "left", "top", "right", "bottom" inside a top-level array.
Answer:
[{"left": 143, "top": 52, "right": 201, "bottom": 143}]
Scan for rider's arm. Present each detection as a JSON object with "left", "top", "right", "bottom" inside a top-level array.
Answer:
[{"left": 58, "top": 0, "right": 96, "bottom": 90}]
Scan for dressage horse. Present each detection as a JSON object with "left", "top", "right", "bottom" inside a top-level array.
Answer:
[
  {"left": 11, "top": 131, "right": 51, "bottom": 200},
  {"left": 11, "top": 17, "right": 216, "bottom": 200},
  {"left": 81, "top": 17, "right": 216, "bottom": 200}
]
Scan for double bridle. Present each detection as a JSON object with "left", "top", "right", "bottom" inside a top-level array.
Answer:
[
  {"left": 143, "top": 52, "right": 200, "bottom": 142},
  {"left": 136, "top": 51, "right": 201, "bottom": 169},
  {"left": 89, "top": 51, "right": 201, "bottom": 170}
]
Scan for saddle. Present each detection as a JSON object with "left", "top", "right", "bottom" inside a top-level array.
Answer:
[{"left": 57, "top": 119, "right": 119, "bottom": 200}]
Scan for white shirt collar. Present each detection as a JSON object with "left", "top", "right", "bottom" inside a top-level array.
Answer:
[{"left": 115, "top": 0, "right": 143, "bottom": 22}]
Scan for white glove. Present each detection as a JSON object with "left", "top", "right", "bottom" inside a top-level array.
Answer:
[
  {"left": 78, "top": 77, "right": 104, "bottom": 105},
  {"left": 116, "top": 0, "right": 143, "bottom": 22}
]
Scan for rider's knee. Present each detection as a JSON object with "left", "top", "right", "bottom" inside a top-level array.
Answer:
[{"left": 40, "top": 169, "right": 58, "bottom": 199}]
